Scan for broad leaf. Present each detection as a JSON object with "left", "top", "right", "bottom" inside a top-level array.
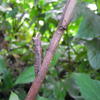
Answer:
[
  {"left": 15, "top": 66, "right": 35, "bottom": 85},
  {"left": 86, "top": 39, "right": 100, "bottom": 69},
  {"left": 76, "top": 13, "right": 100, "bottom": 40},
  {"left": 67, "top": 76, "right": 84, "bottom": 100},
  {"left": 9, "top": 92, "right": 19, "bottom": 100},
  {"left": 67, "top": 73, "right": 100, "bottom": 100}
]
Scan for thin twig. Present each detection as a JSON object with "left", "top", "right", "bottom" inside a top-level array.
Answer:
[
  {"left": 25, "top": 0, "right": 77, "bottom": 100},
  {"left": 33, "top": 34, "right": 42, "bottom": 76}
]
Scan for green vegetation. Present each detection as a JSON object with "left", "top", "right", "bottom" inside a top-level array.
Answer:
[{"left": 0, "top": 0, "right": 100, "bottom": 100}]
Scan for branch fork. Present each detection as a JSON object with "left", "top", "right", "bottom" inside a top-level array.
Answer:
[{"left": 25, "top": 0, "right": 77, "bottom": 100}]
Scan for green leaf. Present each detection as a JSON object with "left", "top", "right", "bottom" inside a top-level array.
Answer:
[
  {"left": 67, "top": 76, "right": 84, "bottom": 100},
  {"left": 15, "top": 66, "right": 35, "bottom": 85},
  {"left": 97, "top": 0, "right": 100, "bottom": 13},
  {"left": 0, "top": 56, "right": 7, "bottom": 75},
  {"left": 86, "top": 39, "right": 100, "bottom": 69},
  {"left": 53, "top": 81, "right": 67, "bottom": 100},
  {"left": 8, "top": 7, "right": 18, "bottom": 18},
  {"left": 68, "top": 73, "right": 100, "bottom": 100},
  {"left": 76, "top": 13, "right": 100, "bottom": 40},
  {"left": 0, "top": 21, "right": 11, "bottom": 31},
  {"left": 9, "top": 92, "right": 20, "bottom": 100},
  {"left": 0, "top": 56, "right": 14, "bottom": 90},
  {"left": 50, "top": 50, "right": 62, "bottom": 67},
  {"left": 37, "top": 96, "right": 49, "bottom": 100}
]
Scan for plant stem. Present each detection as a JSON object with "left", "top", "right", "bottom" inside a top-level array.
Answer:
[
  {"left": 25, "top": 0, "right": 77, "bottom": 100},
  {"left": 33, "top": 34, "right": 42, "bottom": 76}
]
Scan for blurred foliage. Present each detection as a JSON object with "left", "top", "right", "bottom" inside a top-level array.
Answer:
[{"left": 0, "top": 0, "right": 100, "bottom": 100}]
